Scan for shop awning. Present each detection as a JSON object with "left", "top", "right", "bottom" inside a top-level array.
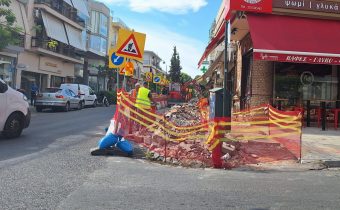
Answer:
[
  {"left": 248, "top": 14, "right": 340, "bottom": 65},
  {"left": 71, "top": 0, "right": 89, "bottom": 17},
  {"left": 65, "top": 23, "right": 85, "bottom": 51},
  {"left": 41, "top": 11, "right": 69, "bottom": 45},
  {"left": 198, "top": 23, "right": 225, "bottom": 67}
]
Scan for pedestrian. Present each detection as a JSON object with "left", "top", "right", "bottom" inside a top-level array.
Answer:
[
  {"left": 130, "top": 83, "right": 140, "bottom": 99},
  {"left": 30, "top": 82, "right": 39, "bottom": 106},
  {"left": 135, "top": 81, "right": 152, "bottom": 110}
]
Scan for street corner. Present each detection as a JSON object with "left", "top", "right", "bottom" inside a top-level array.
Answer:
[{"left": 242, "top": 160, "right": 329, "bottom": 172}]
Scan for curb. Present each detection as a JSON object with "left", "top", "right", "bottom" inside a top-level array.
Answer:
[{"left": 322, "top": 161, "right": 340, "bottom": 168}]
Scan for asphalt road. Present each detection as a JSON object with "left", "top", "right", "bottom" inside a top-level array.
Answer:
[{"left": 0, "top": 106, "right": 340, "bottom": 210}]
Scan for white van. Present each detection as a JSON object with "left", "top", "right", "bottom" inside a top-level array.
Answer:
[
  {"left": 0, "top": 79, "right": 30, "bottom": 138},
  {"left": 60, "top": 84, "right": 97, "bottom": 107}
]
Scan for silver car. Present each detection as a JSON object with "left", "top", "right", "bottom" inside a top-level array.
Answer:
[{"left": 35, "top": 88, "right": 82, "bottom": 112}]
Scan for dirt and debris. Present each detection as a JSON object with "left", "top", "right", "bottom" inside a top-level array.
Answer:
[{"left": 125, "top": 99, "right": 297, "bottom": 169}]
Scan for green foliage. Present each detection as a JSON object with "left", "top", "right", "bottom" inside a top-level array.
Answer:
[
  {"left": 180, "top": 72, "right": 192, "bottom": 84},
  {"left": 47, "top": 40, "right": 58, "bottom": 50},
  {"left": 97, "top": 91, "right": 117, "bottom": 105},
  {"left": 169, "top": 46, "right": 182, "bottom": 83},
  {"left": 0, "top": 0, "right": 23, "bottom": 50}
]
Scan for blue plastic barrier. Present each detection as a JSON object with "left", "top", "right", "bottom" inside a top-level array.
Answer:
[
  {"left": 116, "top": 138, "right": 133, "bottom": 155},
  {"left": 98, "top": 133, "right": 120, "bottom": 149}
]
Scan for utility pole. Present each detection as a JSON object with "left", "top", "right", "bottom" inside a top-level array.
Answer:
[{"left": 223, "top": 20, "right": 232, "bottom": 118}]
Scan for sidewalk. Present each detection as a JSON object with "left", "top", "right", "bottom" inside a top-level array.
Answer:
[{"left": 302, "top": 127, "right": 340, "bottom": 162}]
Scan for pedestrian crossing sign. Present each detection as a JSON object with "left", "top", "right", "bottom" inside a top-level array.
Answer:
[{"left": 116, "top": 29, "right": 146, "bottom": 61}]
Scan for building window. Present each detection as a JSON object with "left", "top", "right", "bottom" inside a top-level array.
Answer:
[
  {"left": 90, "top": 10, "right": 100, "bottom": 34},
  {"left": 89, "top": 35, "right": 101, "bottom": 52},
  {"left": 89, "top": 35, "right": 107, "bottom": 55},
  {"left": 99, "top": 13, "right": 108, "bottom": 37},
  {"left": 90, "top": 11, "right": 108, "bottom": 37}
]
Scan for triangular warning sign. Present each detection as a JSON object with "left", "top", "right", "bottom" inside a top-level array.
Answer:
[{"left": 116, "top": 34, "right": 142, "bottom": 59}]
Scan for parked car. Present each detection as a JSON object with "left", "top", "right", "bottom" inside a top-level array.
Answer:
[
  {"left": 0, "top": 79, "right": 30, "bottom": 138},
  {"left": 35, "top": 88, "right": 82, "bottom": 112},
  {"left": 60, "top": 84, "right": 97, "bottom": 107}
]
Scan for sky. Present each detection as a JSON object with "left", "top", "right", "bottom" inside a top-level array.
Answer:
[{"left": 99, "top": 0, "right": 221, "bottom": 78}]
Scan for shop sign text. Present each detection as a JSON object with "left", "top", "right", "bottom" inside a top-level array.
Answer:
[
  {"left": 273, "top": 0, "right": 340, "bottom": 14},
  {"left": 231, "top": 0, "right": 273, "bottom": 13},
  {"left": 255, "top": 52, "right": 340, "bottom": 65}
]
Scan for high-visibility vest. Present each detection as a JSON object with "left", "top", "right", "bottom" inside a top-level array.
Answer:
[{"left": 135, "top": 87, "right": 151, "bottom": 110}]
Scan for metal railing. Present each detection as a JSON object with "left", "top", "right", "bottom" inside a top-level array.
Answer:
[
  {"left": 31, "top": 37, "right": 82, "bottom": 60},
  {"left": 34, "top": 0, "right": 85, "bottom": 27}
]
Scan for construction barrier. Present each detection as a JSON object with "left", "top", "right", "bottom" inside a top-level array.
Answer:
[{"left": 108, "top": 91, "right": 303, "bottom": 168}]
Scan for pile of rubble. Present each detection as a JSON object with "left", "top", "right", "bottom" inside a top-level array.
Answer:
[
  {"left": 165, "top": 100, "right": 201, "bottom": 126},
  {"left": 126, "top": 99, "right": 297, "bottom": 169}
]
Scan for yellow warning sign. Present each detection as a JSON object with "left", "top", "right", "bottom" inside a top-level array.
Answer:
[
  {"left": 116, "top": 29, "right": 146, "bottom": 61},
  {"left": 145, "top": 72, "right": 153, "bottom": 82}
]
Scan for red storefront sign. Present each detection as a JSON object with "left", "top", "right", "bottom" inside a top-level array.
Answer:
[
  {"left": 231, "top": 0, "right": 272, "bottom": 13},
  {"left": 254, "top": 52, "right": 340, "bottom": 65}
]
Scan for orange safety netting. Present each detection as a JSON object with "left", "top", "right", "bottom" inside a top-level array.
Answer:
[{"left": 112, "top": 90, "right": 303, "bottom": 167}]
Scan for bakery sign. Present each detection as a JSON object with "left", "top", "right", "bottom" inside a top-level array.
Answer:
[
  {"left": 231, "top": 0, "right": 273, "bottom": 13},
  {"left": 273, "top": 0, "right": 340, "bottom": 14},
  {"left": 254, "top": 52, "right": 340, "bottom": 65}
]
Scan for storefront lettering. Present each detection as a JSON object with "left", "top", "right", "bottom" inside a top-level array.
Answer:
[
  {"left": 45, "top": 62, "right": 57, "bottom": 68},
  {"left": 274, "top": 0, "right": 340, "bottom": 14},
  {"left": 285, "top": 0, "right": 305, "bottom": 8},
  {"left": 312, "top": 57, "right": 333, "bottom": 64},
  {"left": 286, "top": 56, "right": 307, "bottom": 62}
]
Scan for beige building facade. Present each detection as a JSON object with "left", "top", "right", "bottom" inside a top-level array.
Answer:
[{"left": 7, "top": 0, "right": 88, "bottom": 96}]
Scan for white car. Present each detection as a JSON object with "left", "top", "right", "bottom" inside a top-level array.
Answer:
[
  {"left": 0, "top": 79, "right": 31, "bottom": 138},
  {"left": 60, "top": 84, "right": 97, "bottom": 107}
]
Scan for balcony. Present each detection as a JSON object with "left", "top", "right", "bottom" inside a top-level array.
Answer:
[
  {"left": 34, "top": 0, "right": 85, "bottom": 28},
  {"left": 143, "top": 60, "right": 162, "bottom": 69},
  {"left": 31, "top": 37, "right": 84, "bottom": 64}
]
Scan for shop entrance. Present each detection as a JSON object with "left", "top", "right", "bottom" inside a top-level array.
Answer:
[
  {"left": 274, "top": 63, "right": 340, "bottom": 128},
  {"left": 21, "top": 71, "right": 48, "bottom": 98}
]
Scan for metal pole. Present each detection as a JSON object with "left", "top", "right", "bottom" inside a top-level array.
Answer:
[
  {"left": 321, "top": 101, "right": 326, "bottom": 131},
  {"left": 117, "top": 68, "right": 119, "bottom": 90},
  {"left": 223, "top": 20, "right": 231, "bottom": 118},
  {"left": 306, "top": 100, "right": 311, "bottom": 127}
]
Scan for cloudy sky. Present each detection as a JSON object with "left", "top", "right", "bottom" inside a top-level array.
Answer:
[{"left": 99, "top": 0, "right": 221, "bottom": 77}]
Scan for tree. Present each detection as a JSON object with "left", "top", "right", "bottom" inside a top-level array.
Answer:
[
  {"left": 180, "top": 72, "right": 192, "bottom": 84},
  {"left": 169, "top": 46, "right": 182, "bottom": 83},
  {"left": 0, "top": 0, "right": 22, "bottom": 50}
]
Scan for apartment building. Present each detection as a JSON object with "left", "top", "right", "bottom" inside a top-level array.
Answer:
[
  {"left": 0, "top": 0, "right": 26, "bottom": 88},
  {"left": 83, "top": 0, "right": 109, "bottom": 92},
  {"left": 13, "top": 0, "right": 88, "bottom": 95},
  {"left": 143, "top": 50, "right": 166, "bottom": 77}
]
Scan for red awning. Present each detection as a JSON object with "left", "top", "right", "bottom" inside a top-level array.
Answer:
[
  {"left": 248, "top": 14, "right": 340, "bottom": 65},
  {"left": 197, "top": 23, "right": 225, "bottom": 67}
]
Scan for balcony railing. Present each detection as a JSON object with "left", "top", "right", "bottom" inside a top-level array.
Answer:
[
  {"left": 31, "top": 37, "right": 82, "bottom": 60},
  {"left": 34, "top": 0, "right": 85, "bottom": 27}
]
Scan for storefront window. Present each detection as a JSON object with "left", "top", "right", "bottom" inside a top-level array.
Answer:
[
  {"left": 0, "top": 62, "right": 13, "bottom": 87},
  {"left": 21, "top": 71, "right": 48, "bottom": 98},
  {"left": 89, "top": 75, "right": 98, "bottom": 92},
  {"left": 51, "top": 75, "right": 65, "bottom": 88},
  {"left": 274, "top": 63, "right": 339, "bottom": 107}
]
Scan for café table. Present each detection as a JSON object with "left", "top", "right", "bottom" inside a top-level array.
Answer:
[
  {"left": 273, "top": 98, "right": 289, "bottom": 110},
  {"left": 305, "top": 100, "right": 340, "bottom": 131}
]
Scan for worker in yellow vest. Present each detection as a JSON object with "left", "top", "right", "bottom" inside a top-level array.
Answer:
[{"left": 135, "top": 82, "right": 152, "bottom": 110}]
